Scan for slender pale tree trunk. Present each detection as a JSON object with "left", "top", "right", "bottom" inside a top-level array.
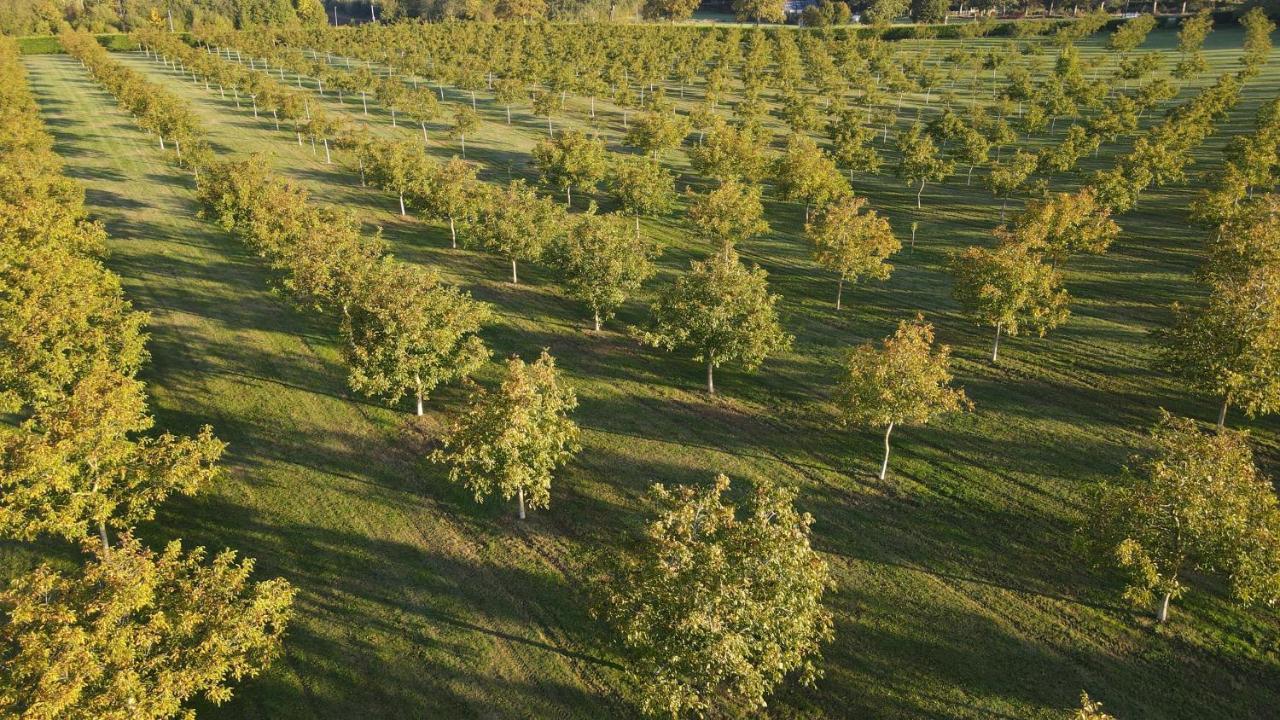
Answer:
[
  {"left": 1156, "top": 592, "right": 1171, "bottom": 623},
  {"left": 566, "top": 186, "right": 572, "bottom": 207},
  {"left": 879, "top": 422, "right": 895, "bottom": 480},
  {"left": 517, "top": 486, "right": 526, "bottom": 520},
  {"left": 917, "top": 179, "right": 925, "bottom": 208},
  {"left": 449, "top": 217, "right": 457, "bottom": 248},
  {"left": 399, "top": 193, "right": 406, "bottom": 216},
  {"left": 421, "top": 122, "right": 428, "bottom": 144},
  {"left": 511, "top": 258, "right": 518, "bottom": 284},
  {"left": 707, "top": 357, "right": 715, "bottom": 395},
  {"left": 835, "top": 276, "right": 844, "bottom": 310},
  {"left": 415, "top": 375, "right": 424, "bottom": 416},
  {"left": 98, "top": 520, "right": 111, "bottom": 553},
  {"left": 991, "top": 322, "right": 1002, "bottom": 363},
  {"left": 593, "top": 311, "right": 601, "bottom": 332},
  {"left": 1218, "top": 396, "right": 1230, "bottom": 430}
]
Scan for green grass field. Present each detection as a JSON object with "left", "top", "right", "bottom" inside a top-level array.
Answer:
[{"left": 15, "top": 25, "right": 1280, "bottom": 719}]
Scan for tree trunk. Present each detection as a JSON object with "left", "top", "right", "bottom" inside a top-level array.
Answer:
[
  {"left": 422, "top": 122, "right": 428, "bottom": 144},
  {"left": 1156, "top": 591, "right": 1171, "bottom": 623},
  {"left": 991, "top": 322, "right": 1002, "bottom": 363},
  {"left": 879, "top": 422, "right": 895, "bottom": 480},
  {"left": 835, "top": 276, "right": 843, "bottom": 310},
  {"left": 449, "top": 217, "right": 457, "bottom": 248},
  {"left": 706, "top": 358, "right": 715, "bottom": 394},
  {"left": 415, "top": 374, "right": 424, "bottom": 416},
  {"left": 98, "top": 520, "right": 111, "bottom": 553},
  {"left": 362, "top": 93, "right": 368, "bottom": 115},
  {"left": 593, "top": 311, "right": 601, "bottom": 332},
  {"left": 917, "top": 179, "right": 926, "bottom": 209},
  {"left": 566, "top": 185, "right": 572, "bottom": 207},
  {"left": 517, "top": 486, "right": 526, "bottom": 520},
  {"left": 1218, "top": 396, "right": 1229, "bottom": 430},
  {"left": 506, "top": 105, "right": 511, "bottom": 124},
  {"left": 399, "top": 193, "right": 406, "bottom": 217},
  {"left": 511, "top": 258, "right": 518, "bottom": 284}
]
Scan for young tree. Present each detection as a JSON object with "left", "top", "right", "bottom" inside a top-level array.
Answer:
[
  {"left": 418, "top": 156, "right": 481, "bottom": 249},
  {"left": 986, "top": 149, "right": 1040, "bottom": 221},
  {"left": 835, "top": 315, "right": 970, "bottom": 480},
  {"left": 431, "top": 351, "right": 579, "bottom": 520},
  {"left": 607, "top": 155, "right": 677, "bottom": 237},
  {"left": 806, "top": 195, "right": 900, "bottom": 310},
  {"left": 1083, "top": 411, "right": 1280, "bottom": 623},
  {"left": 686, "top": 178, "right": 771, "bottom": 255},
  {"left": 595, "top": 473, "right": 832, "bottom": 718},
  {"left": 342, "top": 261, "right": 492, "bottom": 416},
  {"left": 450, "top": 105, "right": 480, "bottom": 159},
  {"left": 773, "top": 134, "right": 851, "bottom": 222},
  {"left": 552, "top": 211, "right": 659, "bottom": 331},
  {"left": 0, "top": 534, "right": 295, "bottom": 720},
  {"left": 951, "top": 242, "right": 1071, "bottom": 362},
  {"left": 471, "top": 180, "right": 566, "bottom": 284},
  {"left": 896, "top": 123, "right": 954, "bottom": 209},
  {"left": 532, "top": 130, "right": 607, "bottom": 207},
  {"left": 689, "top": 117, "right": 768, "bottom": 183},
  {"left": 624, "top": 110, "right": 690, "bottom": 158},
  {"left": 639, "top": 247, "right": 792, "bottom": 394},
  {"left": 1157, "top": 262, "right": 1280, "bottom": 429},
  {"left": 367, "top": 138, "right": 426, "bottom": 217},
  {"left": 828, "top": 110, "right": 883, "bottom": 181},
  {"left": 0, "top": 364, "right": 225, "bottom": 546},
  {"left": 1000, "top": 188, "right": 1120, "bottom": 269}
]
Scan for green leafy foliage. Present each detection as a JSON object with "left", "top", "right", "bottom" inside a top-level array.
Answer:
[{"left": 595, "top": 473, "right": 832, "bottom": 718}]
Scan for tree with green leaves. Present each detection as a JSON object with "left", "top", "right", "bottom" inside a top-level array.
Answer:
[
  {"left": 1108, "top": 14, "right": 1157, "bottom": 53},
  {"left": 829, "top": 110, "right": 883, "bottom": 181},
  {"left": 896, "top": 123, "right": 954, "bottom": 209},
  {"left": 1083, "top": 411, "right": 1280, "bottom": 623},
  {"left": 773, "top": 134, "right": 851, "bottom": 223},
  {"left": 471, "top": 180, "right": 566, "bottom": 284},
  {"left": 450, "top": 105, "right": 480, "bottom": 159},
  {"left": 493, "top": 77, "right": 525, "bottom": 125},
  {"left": 1240, "top": 7, "right": 1275, "bottom": 76},
  {"left": 732, "top": 0, "right": 784, "bottom": 24},
  {"left": 341, "top": 261, "right": 491, "bottom": 416},
  {"left": 0, "top": 237, "right": 146, "bottom": 414},
  {"left": 999, "top": 188, "right": 1120, "bottom": 269},
  {"left": 1157, "top": 262, "right": 1280, "bottom": 429},
  {"left": 367, "top": 138, "right": 426, "bottom": 217},
  {"left": 607, "top": 155, "right": 676, "bottom": 237},
  {"left": 951, "top": 242, "right": 1070, "bottom": 362},
  {"left": 641, "top": 0, "right": 700, "bottom": 21},
  {"left": 639, "top": 246, "right": 791, "bottom": 394},
  {"left": 866, "top": 0, "right": 907, "bottom": 26},
  {"left": 431, "top": 351, "right": 579, "bottom": 520},
  {"left": 986, "top": 149, "right": 1039, "bottom": 221},
  {"left": 552, "top": 210, "right": 658, "bottom": 331},
  {"left": 418, "top": 156, "right": 481, "bottom": 249},
  {"left": 686, "top": 178, "right": 771, "bottom": 255},
  {"left": 595, "top": 473, "right": 832, "bottom": 718},
  {"left": 835, "top": 315, "right": 970, "bottom": 480},
  {"left": 806, "top": 195, "right": 899, "bottom": 310},
  {"left": 0, "top": 363, "right": 225, "bottom": 547},
  {"left": 0, "top": 533, "right": 295, "bottom": 720},
  {"left": 624, "top": 110, "right": 690, "bottom": 159},
  {"left": 532, "top": 130, "right": 607, "bottom": 207},
  {"left": 689, "top": 117, "right": 768, "bottom": 183}
]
